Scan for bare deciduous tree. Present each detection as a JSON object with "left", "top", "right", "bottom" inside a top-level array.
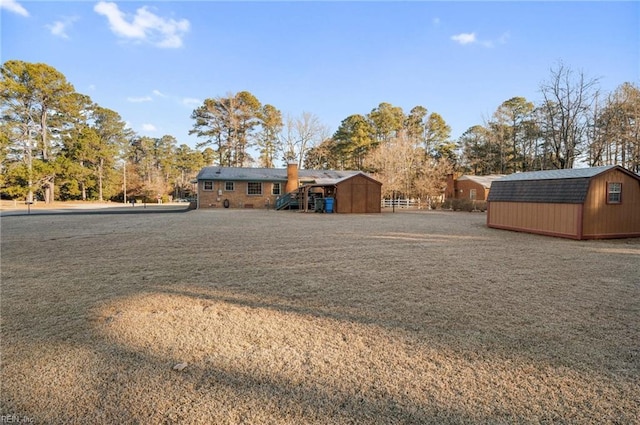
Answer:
[
  {"left": 538, "top": 63, "right": 599, "bottom": 169},
  {"left": 281, "top": 112, "right": 328, "bottom": 168}
]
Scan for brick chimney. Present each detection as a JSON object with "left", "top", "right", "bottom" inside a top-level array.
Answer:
[
  {"left": 445, "top": 173, "right": 455, "bottom": 199},
  {"left": 285, "top": 162, "right": 299, "bottom": 193}
]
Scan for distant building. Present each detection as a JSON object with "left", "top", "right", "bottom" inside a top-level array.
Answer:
[
  {"left": 195, "top": 163, "right": 382, "bottom": 213},
  {"left": 445, "top": 174, "right": 506, "bottom": 201}
]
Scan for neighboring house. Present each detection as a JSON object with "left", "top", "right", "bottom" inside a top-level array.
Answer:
[
  {"left": 487, "top": 165, "right": 640, "bottom": 240},
  {"left": 445, "top": 174, "right": 506, "bottom": 201},
  {"left": 195, "top": 163, "right": 382, "bottom": 213}
]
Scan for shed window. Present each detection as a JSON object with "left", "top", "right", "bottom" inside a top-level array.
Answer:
[
  {"left": 247, "top": 182, "right": 262, "bottom": 195},
  {"left": 225, "top": 181, "right": 235, "bottom": 191},
  {"left": 607, "top": 182, "right": 622, "bottom": 204},
  {"left": 203, "top": 181, "right": 213, "bottom": 191},
  {"left": 470, "top": 189, "right": 477, "bottom": 200},
  {"left": 272, "top": 183, "right": 281, "bottom": 195}
]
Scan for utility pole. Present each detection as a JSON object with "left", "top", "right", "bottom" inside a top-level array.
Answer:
[{"left": 123, "top": 161, "right": 127, "bottom": 204}]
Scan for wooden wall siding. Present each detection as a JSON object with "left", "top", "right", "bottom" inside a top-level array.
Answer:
[
  {"left": 582, "top": 170, "right": 640, "bottom": 238},
  {"left": 488, "top": 202, "right": 581, "bottom": 238},
  {"left": 335, "top": 175, "right": 381, "bottom": 213}
]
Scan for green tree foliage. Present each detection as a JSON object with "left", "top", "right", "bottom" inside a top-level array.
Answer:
[
  {"left": 54, "top": 95, "right": 131, "bottom": 201},
  {"left": 425, "top": 112, "right": 454, "bottom": 162},
  {"left": 256, "top": 104, "right": 283, "bottom": 168},
  {"left": 368, "top": 102, "right": 404, "bottom": 143},
  {"left": 3, "top": 59, "right": 636, "bottom": 204},
  {"left": 491, "top": 97, "right": 536, "bottom": 172},
  {"left": 189, "top": 91, "right": 263, "bottom": 167},
  {"left": 458, "top": 125, "right": 493, "bottom": 175},
  {"left": 331, "top": 114, "right": 374, "bottom": 169},
  {"left": 405, "top": 106, "right": 428, "bottom": 145},
  {"left": 0, "top": 60, "right": 76, "bottom": 202},
  {"left": 173, "top": 144, "right": 206, "bottom": 198}
]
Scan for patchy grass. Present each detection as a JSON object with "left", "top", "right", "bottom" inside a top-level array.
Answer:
[{"left": 1, "top": 208, "right": 639, "bottom": 424}]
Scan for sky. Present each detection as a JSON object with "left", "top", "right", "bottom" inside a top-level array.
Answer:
[{"left": 2, "top": 0, "right": 639, "bottom": 156}]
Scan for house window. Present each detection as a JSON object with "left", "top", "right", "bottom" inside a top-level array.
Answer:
[
  {"left": 247, "top": 182, "right": 262, "bottom": 195},
  {"left": 470, "top": 189, "right": 477, "bottom": 200},
  {"left": 225, "top": 181, "right": 235, "bottom": 191},
  {"left": 607, "top": 182, "right": 622, "bottom": 204},
  {"left": 203, "top": 181, "right": 213, "bottom": 191},
  {"left": 272, "top": 183, "right": 281, "bottom": 195}
]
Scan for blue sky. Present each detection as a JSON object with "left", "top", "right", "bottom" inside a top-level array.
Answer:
[{"left": 2, "top": 1, "right": 639, "bottom": 154}]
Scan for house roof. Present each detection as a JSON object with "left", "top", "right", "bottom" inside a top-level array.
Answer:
[
  {"left": 298, "top": 169, "right": 365, "bottom": 185},
  {"left": 487, "top": 165, "right": 633, "bottom": 204},
  {"left": 196, "top": 166, "right": 366, "bottom": 184},
  {"left": 457, "top": 174, "right": 506, "bottom": 188},
  {"left": 197, "top": 167, "right": 287, "bottom": 181},
  {"left": 496, "top": 165, "right": 617, "bottom": 182}
]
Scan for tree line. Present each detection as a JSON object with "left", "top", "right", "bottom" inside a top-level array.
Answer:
[
  {"left": 459, "top": 66, "right": 640, "bottom": 176},
  {"left": 1, "top": 60, "right": 638, "bottom": 203},
  {"left": 0, "top": 60, "right": 213, "bottom": 203}
]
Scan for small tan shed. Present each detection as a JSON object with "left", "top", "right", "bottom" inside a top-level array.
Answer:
[{"left": 487, "top": 165, "right": 640, "bottom": 240}]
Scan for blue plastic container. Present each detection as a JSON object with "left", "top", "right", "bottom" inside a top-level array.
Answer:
[{"left": 325, "top": 197, "right": 334, "bottom": 213}]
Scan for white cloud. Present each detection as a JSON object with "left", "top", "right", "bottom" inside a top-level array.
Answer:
[
  {"left": 451, "top": 32, "right": 476, "bottom": 45},
  {"left": 432, "top": 17, "right": 440, "bottom": 26},
  {"left": 152, "top": 89, "right": 167, "bottom": 97},
  {"left": 46, "top": 17, "right": 78, "bottom": 39},
  {"left": 127, "top": 96, "right": 153, "bottom": 103},
  {"left": 182, "top": 97, "right": 201, "bottom": 107},
  {"left": 141, "top": 123, "right": 157, "bottom": 132},
  {"left": 451, "top": 31, "right": 510, "bottom": 48},
  {"left": 0, "top": 0, "right": 29, "bottom": 17},
  {"left": 94, "top": 1, "right": 190, "bottom": 48}
]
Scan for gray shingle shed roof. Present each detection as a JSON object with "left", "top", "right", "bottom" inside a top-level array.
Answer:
[{"left": 487, "top": 166, "right": 617, "bottom": 204}]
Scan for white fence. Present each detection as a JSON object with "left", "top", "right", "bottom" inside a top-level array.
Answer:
[{"left": 381, "top": 198, "right": 425, "bottom": 209}]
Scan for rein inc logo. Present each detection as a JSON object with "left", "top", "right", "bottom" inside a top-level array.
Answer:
[{"left": 1, "top": 415, "right": 33, "bottom": 424}]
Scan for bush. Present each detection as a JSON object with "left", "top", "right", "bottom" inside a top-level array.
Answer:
[
  {"left": 452, "top": 198, "right": 474, "bottom": 212},
  {"left": 473, "top": 201, "right": 487, "bottom": 212},
  {"left": 442, "top": 198, "right": 486, "bottom": 212}
]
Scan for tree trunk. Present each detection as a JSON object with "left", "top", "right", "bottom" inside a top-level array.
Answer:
[{"left": 98, "top": 158, "right": 104, "bottom": 201}]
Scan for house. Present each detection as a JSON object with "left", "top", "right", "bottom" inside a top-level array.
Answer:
[
  {"left": 445, "top": 174, "right": 506, "bottom": 201},
  {"left": 195, "top": 163, "right": 382, "bottom": 213},
  {"left": 487, "top": 165, "right": 640, "bottom": 239}
]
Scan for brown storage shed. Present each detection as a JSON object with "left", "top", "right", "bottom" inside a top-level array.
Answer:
[
  {"left": 487, "top": 165, "right": 640, "bottom": 240},
  {"left": 297, "top": 172, "right": 382, "bottom": 213},
  {"left": 332, "top": 173, "right": 382, "bottom": 213}
]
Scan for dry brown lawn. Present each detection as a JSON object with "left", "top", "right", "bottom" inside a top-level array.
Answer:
[{"left": 1, "top": 207, "right": 639, "bottom": 424}]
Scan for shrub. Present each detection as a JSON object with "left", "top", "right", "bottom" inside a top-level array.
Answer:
[
  {"left": 473, "top": 201, "right": 487, "bottom": 212},
  {"left": 451, "top": 198, "right": 473, "bottom": 212}
]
